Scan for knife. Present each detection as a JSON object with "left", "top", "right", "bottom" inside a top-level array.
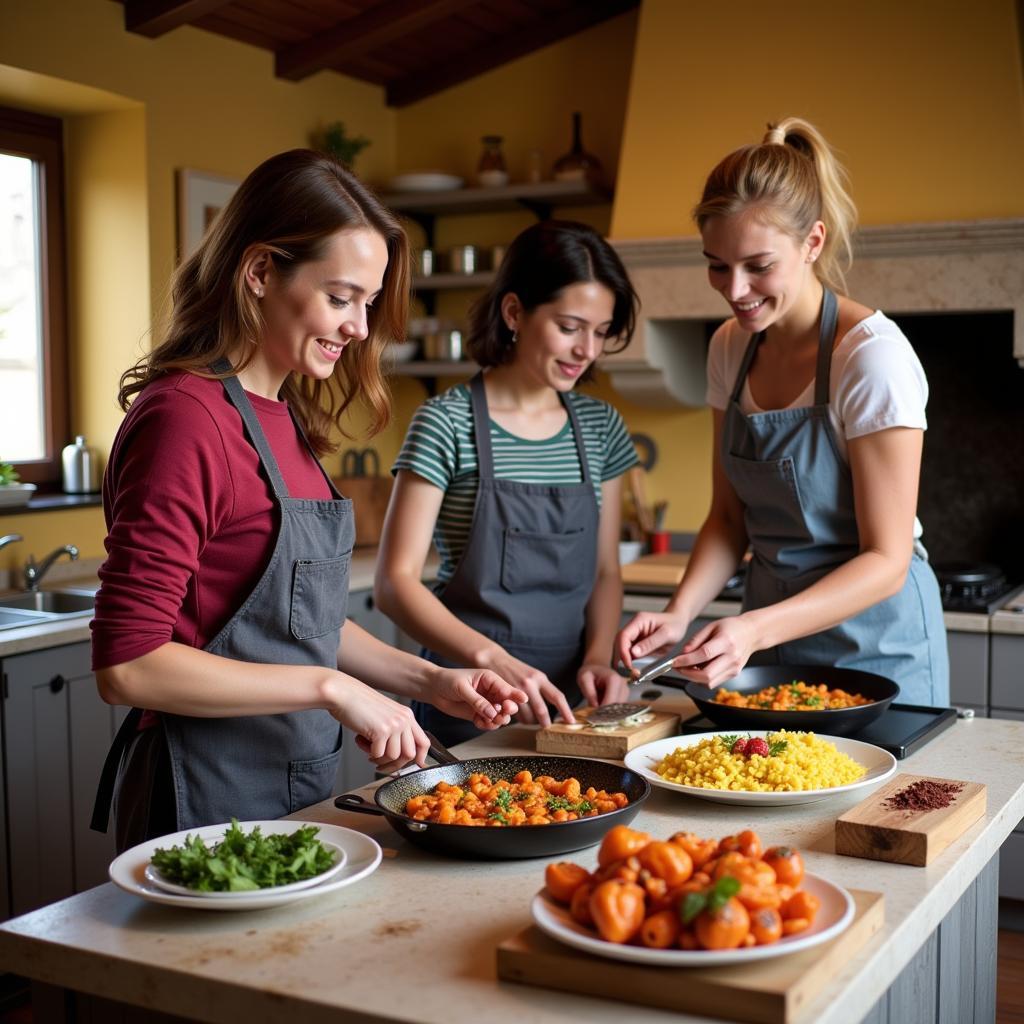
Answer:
[{"left": 628, "top": 654, "right": 680, "bottom": 688}]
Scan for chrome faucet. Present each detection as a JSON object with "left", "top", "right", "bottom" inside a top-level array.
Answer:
[
  {"left": 23, "top": 544, "right": 79, "bottom": 591},
  {"left": 0, "top": 534, "right": 23, "bottom": 551}
]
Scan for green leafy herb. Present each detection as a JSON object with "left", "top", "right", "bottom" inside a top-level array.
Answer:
[
  {"left": 719, "top": 734, "right": 741, "bottom": 750},
  {"left": 493, "top": 787, "right": 514, "bottom": 814},
  {"left": 488, "top": 811, "right": 509, "bottom": 825},
  {"left": 759, "top": 699, "right": 773, "bottom": 708},
  {"left": 768, "top": 739, "right": 789, "bottom": 756},
  {"left": 149, "top": 818, "right": 334, "bottom": 892},
  {"left": 678, "top": 876, "right": 741, "bottom": 924},
  {"left": 0, "top": 463, "right": 20, "bottom": 486},
  {"left": 545, "top": 795, "right": 594, "bottom": 815},
  {"left": 804, "top": 695, "right": 822, "bottom": 707}
]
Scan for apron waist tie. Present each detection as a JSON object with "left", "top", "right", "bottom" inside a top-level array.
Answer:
[{"left": 90, "top": 706, "right": 144, "bottom": 834}]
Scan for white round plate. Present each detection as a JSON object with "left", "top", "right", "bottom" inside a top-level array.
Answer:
[
  {"left": 532, "top": 873, "right": 854, "bottom": 966},
  {"left": 110, "top": 821, "right": 381, "bottom": 911},
  {"left": 623, "top": 731, "right": 897, "bottom": 805},
  {"left": 143, "top": 838, "right": 347, "bottom": 899},
  {"left": 389, "top": 172, "right": 464, "bottom": 192}
]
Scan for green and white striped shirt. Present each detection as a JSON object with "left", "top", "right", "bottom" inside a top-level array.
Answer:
[{"left": 393, "top": 383, "right": 638, "bottom": 583}]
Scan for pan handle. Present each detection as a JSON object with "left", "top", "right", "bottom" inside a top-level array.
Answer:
[{"left": 334, "top": 793, "right": 388, "bottom": 817}]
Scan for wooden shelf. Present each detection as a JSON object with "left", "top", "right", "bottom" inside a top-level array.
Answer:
[
  {"left": 382, "top": 179, "right": 611, "bottom": 217},
  {"left": 412, "top": 272, "right": 495, "bottom": 290},
  {"left": 388, "top": 360, "right": 478, "bottom": 378}
]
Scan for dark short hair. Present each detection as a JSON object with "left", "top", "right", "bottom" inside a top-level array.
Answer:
[{"left": 467, "top": 220, "right": 638, "bottom": 375}]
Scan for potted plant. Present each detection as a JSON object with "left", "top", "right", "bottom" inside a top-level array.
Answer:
[
  {"left": 0, "top": 462, "right": 36, "bottom": 508},
  {"left": 311, "top": 122, "right": 371, "bottom": 170}
]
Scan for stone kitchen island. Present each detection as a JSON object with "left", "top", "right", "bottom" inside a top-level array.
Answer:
[{"left": 0, "top": 698, "right": 1021, "bottom": 1024}]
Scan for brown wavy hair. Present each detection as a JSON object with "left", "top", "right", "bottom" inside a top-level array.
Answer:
[
  {"left": 119, "top": 149, "right": 410, "bottom": 454},
  {"left": 693, "top": 117, "right": 857, "bottom": 295}
]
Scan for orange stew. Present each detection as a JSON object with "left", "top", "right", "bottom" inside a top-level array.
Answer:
[
  {"left": 405, "top": 771, "right": 629, "bottom": 827},
  {"left": 713, "top": 680, "right": 871, "bottom": 710},
  {"left": 545, "top": 827, "right": 820, "bottom": 950}
]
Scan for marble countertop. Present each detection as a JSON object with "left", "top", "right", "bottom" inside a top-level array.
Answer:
[{"left": 0, "top": 696, "right": 1021, "bottom": 1024}]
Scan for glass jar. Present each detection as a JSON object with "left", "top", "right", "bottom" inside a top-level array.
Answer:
[{"left": 477, "top": 135, "right": 509, "bottom": 187}]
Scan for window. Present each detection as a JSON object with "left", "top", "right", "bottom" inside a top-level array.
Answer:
[{"left": 0, "top": 106, "right": 68, "bottom": 486}]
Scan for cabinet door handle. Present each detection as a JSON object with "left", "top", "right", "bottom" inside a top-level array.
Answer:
[{"left": 49, "top": 674, "right": 66, "bottom": 694}]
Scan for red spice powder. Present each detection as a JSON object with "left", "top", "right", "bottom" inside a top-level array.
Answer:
[{"left": 883, "top": 779, "right": 964, "bottom": 812}]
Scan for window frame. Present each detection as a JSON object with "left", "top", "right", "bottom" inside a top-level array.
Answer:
[{"left": 0, "top": 105, "right": 69, "bottom": 487}]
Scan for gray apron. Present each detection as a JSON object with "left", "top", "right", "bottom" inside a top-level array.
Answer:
[
  {"left": 723, "top": 287, "right": 949, "bottom": 706},
  {"left": 413, "top": 373, "right": 600, "bottom": 744},
  {"left": 92, "top": 366, "right": 354, "bottom": 850}
]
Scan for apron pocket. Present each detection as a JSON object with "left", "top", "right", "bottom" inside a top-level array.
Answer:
[
  {"left": 500, "top": 526, "right": 587, "bottom": 593},
  {"left": 288, "top": 743, "right": 343, "bottom": 814},
  {"left": 290, "top": 555, "right": 351, "bottom": 639}
]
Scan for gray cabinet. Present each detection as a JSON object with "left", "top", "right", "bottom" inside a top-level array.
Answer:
[
  {"left": 2, "top": 641, "right": 126, "bottom": 918},
  {"left": 989, "top": 633, "right": 1024, "bottom": 711},
  {"left": 947, "top": 630, "right": 988, "bottom": 709}
]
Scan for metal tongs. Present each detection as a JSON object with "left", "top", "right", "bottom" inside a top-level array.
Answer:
[{"left": 628, "top": 654, "right": 680, "bottom": 688}]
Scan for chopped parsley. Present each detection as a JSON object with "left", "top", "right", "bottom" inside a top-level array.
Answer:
[{"left": 546, "top": 796, "right": 594, "bottom": 815}]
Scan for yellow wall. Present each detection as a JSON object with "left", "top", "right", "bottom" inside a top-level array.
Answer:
[
  {"left": 608, "top": 0, "right": 1024, "bottom": 532},
  {"left": 613, "top": 0, "right": 1024, "bottom": 238}
]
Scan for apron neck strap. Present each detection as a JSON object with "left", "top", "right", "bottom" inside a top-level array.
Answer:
[
  {"left": 210, "top": 358, "right": 290, "bottom": 499},
  {"left": 729, "top": 285, "right": 840, "bottom": 407},
  {"left": 469, "top": 372, "right": 592, "bottom": 483}
]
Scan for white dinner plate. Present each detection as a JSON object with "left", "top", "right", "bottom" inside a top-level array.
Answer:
[
  {"left": 143, "top": 837, "right": 347, "bottom": 899},
  {"left": 388, "top": 172, "right": 464, "bottom": 192},
  {"left": 531, "top": 872, "right": 854, "bottom": 967},
  {"left": 110, "top": 821, "right": 381, "bottom": 911},
  {"left": 623, "top": 731, "right": 897, "bottom": 805}
]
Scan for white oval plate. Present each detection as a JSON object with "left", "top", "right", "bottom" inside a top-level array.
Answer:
[
  {"left": 110, "top": 821, "right": 381, "bottom": 911},
  {"left": 532, "top": 873, "right": 854, "bottom": 966},
  {"left": 624, "top": 731, "right": 896, "bottom": 805},
  {"left": 143, "top": 838, "right": 347, "bottom": 899},
  {"left": 389, "top": 172, "right": 464, "bottom": 192}
]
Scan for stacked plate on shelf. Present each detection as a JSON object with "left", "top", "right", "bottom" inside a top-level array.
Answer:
[{"left": 108, "top": 819, "right": 382, "bottom": 911}]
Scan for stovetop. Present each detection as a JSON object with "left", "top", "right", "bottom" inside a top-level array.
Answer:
[
  {"left": 677, "top": 704, "right": 959, "bottom": 760},
  {"left": 934, "top": 561, "right": 1024, "bottom": 614}
]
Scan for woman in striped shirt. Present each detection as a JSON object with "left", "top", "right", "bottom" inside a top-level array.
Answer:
[{"left": 375, "top": 221, "right": 640, "bottom": 743}]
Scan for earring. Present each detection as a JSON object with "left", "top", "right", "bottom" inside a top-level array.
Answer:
[
  {"left": 254, "top": 288, "right": 263, "bottom": 298},
  {"left": 511, "top": 330, "right": 518, "bottom": 345}
]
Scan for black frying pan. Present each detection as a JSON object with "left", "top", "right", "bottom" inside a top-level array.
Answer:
[
  {"left": 654, "top": 664, "right": 899, "bottom": 736},
  {"left": 335, "top": 752, "right": 650, "bottom": 859}
]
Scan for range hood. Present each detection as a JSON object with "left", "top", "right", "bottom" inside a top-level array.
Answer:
[{"left": 602, "top": 219, "right": 1024, "bottom": 407}]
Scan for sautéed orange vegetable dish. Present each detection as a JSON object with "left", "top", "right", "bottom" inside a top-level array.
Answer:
[
  {"left": 713, "top": 680, "right": 871, "bottom": 711},
  {"left": 405, "top": 771, "right": 629, "bottom": 826}
]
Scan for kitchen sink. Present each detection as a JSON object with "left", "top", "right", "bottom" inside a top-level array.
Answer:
[
  {"left": 0, "top": 608, "right": 50, "bottom": 630},
  {"left": 0, "top": 589, "right": 96, "bottom": 616}
]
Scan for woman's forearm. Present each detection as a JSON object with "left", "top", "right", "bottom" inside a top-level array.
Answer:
[
  {"left": 582, "top": 564, "right": 623, "bottom": 666},
  {"left": 337, "top": 617, "right": 442, "bottom": 702},
  {"left": 744, "top": 547, "right": 909, "bottom": 652},
  {"left": 666, "top": 516, "right": 749, "bottom": 623},
  {"left": 96, "top": 641, "right": 341, "bottom": 716},
  {"left": 374, "top": 571, "right": 504, "bottom": 669}
]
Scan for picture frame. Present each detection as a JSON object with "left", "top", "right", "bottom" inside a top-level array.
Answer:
[{"left": 176, "top": 168, "right": 240, "bottom": 261}]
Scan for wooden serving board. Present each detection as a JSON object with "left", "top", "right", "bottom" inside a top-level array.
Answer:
[
  {"left": 620, "top": 552, "right": 689, "bottom": 589},
  {"left": 835, "top": 773, "right": 986, "bottom": 866},
  {"left": 535, "top": 707, "right": 680, "bottom": 759},
  {"left": 497, "top": 890, "right": 883, "bottom": 1024}
]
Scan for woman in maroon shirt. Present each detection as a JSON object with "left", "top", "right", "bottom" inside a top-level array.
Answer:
[{"left": 91, "top": 150, "right": 526, "bottom": 846}]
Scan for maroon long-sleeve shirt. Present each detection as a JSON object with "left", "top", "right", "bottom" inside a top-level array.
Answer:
[{"left": 91, "top": 371, "right": 333, "bottom": 671}]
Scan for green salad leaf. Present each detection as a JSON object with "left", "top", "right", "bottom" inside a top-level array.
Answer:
[{"left": 150, "top": 819, "right": 334, "bottom": 892}]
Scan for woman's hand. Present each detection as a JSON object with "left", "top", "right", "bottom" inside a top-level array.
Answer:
[
  {"left": 577, "top": 663, "right": 631, "bottom": 706},
  {"left": 327, "top": 676, "right": 430, "bottom": 775},
  {"left": 429, "top": 669, "right": 528, "bottom": 730},
  {"left": 667, "top": 614, "right": 759, "bottom": 688},
  {"left": 615, "top": 611, "right": 689, "bottom": 675},
  {"left": 481, "top": 649, "right": 576, "bottom": 728}
]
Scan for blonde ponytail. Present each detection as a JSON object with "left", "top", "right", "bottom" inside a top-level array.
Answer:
[{"left": 694, "top": 117, "right": 857, "bottom": 294}]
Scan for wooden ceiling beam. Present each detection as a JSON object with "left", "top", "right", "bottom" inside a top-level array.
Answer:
[
  {"left": 123, "top": 0, "right": 234, "bottom": 37},
  {"left": 385, "top": 0, "right": 639, "bottom": 106},
  {"left": 276, "top": 0, "right": 481, "bottom": 81}
]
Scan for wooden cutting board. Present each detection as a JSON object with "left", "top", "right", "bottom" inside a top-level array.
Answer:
[
  {"left": 497, "top": 890, "right": 883, "bottom": 1024},
  {"left": 620, "top": 552, "right": 689, "bottom": 589},
  {"left": 535, "top": 706, "right": 680, "bottom": 758},
  {"left": 835, "top": 773, "right": 986, "bottom": 866}
]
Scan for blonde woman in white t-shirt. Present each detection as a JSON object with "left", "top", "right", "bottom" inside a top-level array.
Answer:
[{"left": 616, "top": 118, "right": 949, "bottom": 705}]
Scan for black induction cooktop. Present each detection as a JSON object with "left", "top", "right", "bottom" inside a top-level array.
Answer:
[{"left": 676, "top": 703, "right": 959, "bottom": 760}]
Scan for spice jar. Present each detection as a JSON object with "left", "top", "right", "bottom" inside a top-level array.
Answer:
[{"left": 477, "top": 135, "right": 509, "bottom": 187}]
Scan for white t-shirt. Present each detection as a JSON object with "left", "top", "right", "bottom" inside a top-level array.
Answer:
[
  {"left": 706, "top": 310, "right": 928, "bottom": 460},
  {"left": 706, "top": 310, "right": 928, "bottom": 539}
]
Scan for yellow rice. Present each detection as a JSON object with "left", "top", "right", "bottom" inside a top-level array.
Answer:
[{"left": 654, "top": 730, "right": 866, "bottom": 792}]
